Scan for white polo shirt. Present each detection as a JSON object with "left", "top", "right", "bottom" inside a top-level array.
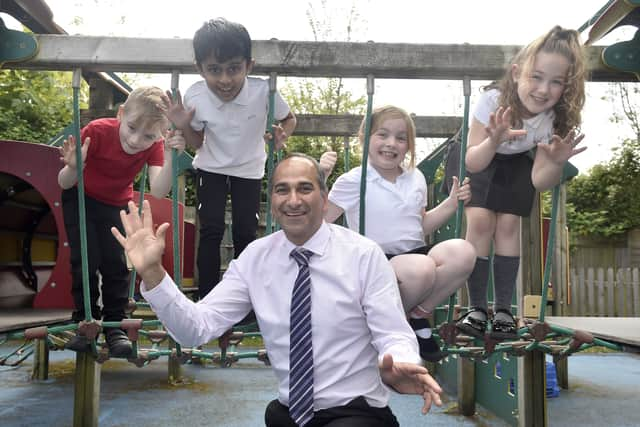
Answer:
[
  {"left": 473, "top": 89, "right": 555, "bottom": 155},
  {"left": 329, "top": 164, "right": 427, "bottom": 255},
  {"left": 184, "top": 77, "right": 291, "bottom": 179}
]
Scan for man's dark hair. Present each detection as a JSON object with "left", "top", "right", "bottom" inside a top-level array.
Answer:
[
  {"left": 268, "top": 153, "right": 328, "bottom": 195},
  {"left": 193, "top": 18, "right": 251, "bottom": 65}
]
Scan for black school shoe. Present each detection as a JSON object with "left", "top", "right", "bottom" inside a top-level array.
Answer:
[
  {"left": 408, "top": 318, "right": 447, "bottom": 363},
  {"left": 104, "top": 328, "right": 133, "bottom": 358},
  {"left": 455, "top": 307, "right": 488, "bottom": 339},
  {"left": 489, "top": 309, "right": 518, "bottom": 340}
]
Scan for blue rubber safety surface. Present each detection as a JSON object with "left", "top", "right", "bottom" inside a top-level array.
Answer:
[{"left": 0, "top": 342, "right": 637, "bottom": 426}]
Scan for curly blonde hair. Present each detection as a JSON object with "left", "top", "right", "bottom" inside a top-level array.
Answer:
[
  {"left": 494, "top": 26, "right": 587, "bottom": 137},
  {"left": 358, "top": 105, "right": 417, "bottom": 169}
]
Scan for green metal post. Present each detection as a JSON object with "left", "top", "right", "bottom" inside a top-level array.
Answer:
[
  {"left": 128, "top": 166, "right": 147, "bottom": 299},
  {"left": 358, "top": 75, "right": 375, "bottom": 236},
  {"left": 265, "top": 72, "right": 277, "bottom": 235},
  {"left": 72, "top": 68, "right": 92, "bottom": 325},
  {"left": 539, "top": 185, "right": 560, "bottom": 322}
]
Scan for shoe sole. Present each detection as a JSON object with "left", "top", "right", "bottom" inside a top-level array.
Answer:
[{"left": 456, "top": 323, "right": 486, "bottom": 339}]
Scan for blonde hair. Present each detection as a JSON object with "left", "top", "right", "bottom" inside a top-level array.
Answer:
[
  {"left": 496, "top": 25, "right": 587, "bottom": 137},
  {"left": 358, "top": 105, "right": 417, "bottom": 168},
  {"left": 121, "top": 86, "right": 169, "bottom": 131}
]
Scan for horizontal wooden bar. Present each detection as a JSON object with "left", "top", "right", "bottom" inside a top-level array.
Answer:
[
  {"left": 294, "top": 114, "right": 461, "bottom": 138},
  {"left": 79, "top": 109, "right": 461, "bottom": 138},
  {"left": 4, "top": 35, "right": 633, "bottom": 82}
]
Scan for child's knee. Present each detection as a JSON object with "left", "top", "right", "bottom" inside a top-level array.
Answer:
[{"left": 457, "top": 240, "right": 477, "bottom": 274}]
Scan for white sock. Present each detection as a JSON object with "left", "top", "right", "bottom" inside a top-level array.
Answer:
[{"left": 414, "top": 328, "right": 432, "bottom": 339}]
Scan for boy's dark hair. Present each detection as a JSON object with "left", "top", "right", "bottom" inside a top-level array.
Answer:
[{"left": 193, "top": 18, "right": 252, "bottom": 65}]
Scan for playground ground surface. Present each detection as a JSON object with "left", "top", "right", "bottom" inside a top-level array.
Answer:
[{"left": 0, "top": 341, "right": 638, "bottom": 427}]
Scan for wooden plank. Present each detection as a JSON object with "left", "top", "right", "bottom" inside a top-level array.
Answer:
[
  {"left": 3, "top": 35, "right": 635, "bottom": 82},
  {"left": 624, "top": 269, "right": 633, "bottom": 316},
  {"left": 587, "top": 268, "right": 595, "bottom": 316},
  {"left": 596, "top": 268, "right": 605, "bottom": 316},
  {"left": 0, "top": 308, "right": 72, "bottom": 333},
  {"left": 579, "top": 268, "right": 586, "bottom": 316},
  {"left": 633, "top": 268, "right": 640, "bottom": 316},
  {"left": 73, "top": 352, "right": 101, "bottom": 427},
  {"left": 546, "top": 316, "right": 640, "bottom": 348},
  {"left": 570, "top": 269, "right": 579, "bottom": 316},
  {"left": 268, "top": 114, "right": 461, "bottom": 138},
  {"left": 616, "top": 269, "right": 626, "bottom": 316},
  {"left": 607, "top": 268, "right": 616, "bottom": 317},
  {"left": 80, "top": 109, "right": 463, "bottom": 138}
]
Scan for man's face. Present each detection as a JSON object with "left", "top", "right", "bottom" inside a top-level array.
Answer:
[
  {"left": 271, "top": 157, "right": 327, "bottom": 246},
  {"left": 197, "top": 55, "right": 254, "bottom": 102}
]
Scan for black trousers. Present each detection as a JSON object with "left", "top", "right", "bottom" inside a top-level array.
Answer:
[
  {"left": 195, "top": 170, "right": 261, "bottom": 299},
  {"left": 61, "top": 189, "right": 129, "bottom": 323},
  {"left": 264, "top": 397, "right": 399, "bottom": 427}
]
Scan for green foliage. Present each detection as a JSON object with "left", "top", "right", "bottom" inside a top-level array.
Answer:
[
  {"left": 0, "top": 70, "right": 87, "bottom": 143},
  {"left": 567, "top": 138, "right": 640, "bottom": 237},
  {"left": 279, "top": 78, "right": 366, "bottom": 190}
]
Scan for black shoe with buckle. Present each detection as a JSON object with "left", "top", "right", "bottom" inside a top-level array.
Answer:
[
  {"left": 105, "top": 328, "right": 133, "bottom": 358},
  {"left": 455, "top": 307, "right": 488, "bottom": 339},
  {"left": 490, "top": 309, "right": 518, "bottom": 340},
  {"left": 408, "top": 318, "right": 448, "bottom": 363},
  {"left": 65, "top": 334, "right": 91, "bottom": 352}
]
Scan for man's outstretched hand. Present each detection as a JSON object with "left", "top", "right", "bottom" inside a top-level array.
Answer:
[
  {"left": 111, "top": 200, "right": 168, "bottom": 288},
  {"left": 379, "top": 353, "right": 443, "bottom": 415}
]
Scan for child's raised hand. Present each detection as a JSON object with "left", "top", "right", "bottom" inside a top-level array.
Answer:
[
  {"left": 163, "top": 90, "right": 195, "bottom": 131},
  {"left": 59, "top": 135, "right": 90, "bottom": 169},
  {"left": 264, "top": 123, "right": 289, "bottom": 151},
  {"left": 111, "top": 200, "right": 169, "bottom": 278},
  {"left": 486, "top": 106, "right": 527, "bottom": 145},
  {"left": 539, "top": 129, "right": 586, "bottom": 165},
  {"left": 448, "top": 176, "right": 472, "bottom": 206},
  {"left": 164, "top": 129, "right": 186, "bottom": 153},
  {"left": 319, "top": 151, "right": 338, "bottom": 178}
]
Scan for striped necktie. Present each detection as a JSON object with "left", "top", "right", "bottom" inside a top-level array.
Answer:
[{"left": 289, "top": 247, "right": 314, "bottom": 426}]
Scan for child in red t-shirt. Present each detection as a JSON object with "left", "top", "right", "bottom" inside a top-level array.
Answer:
[{"left": 58, "top": 86, "right": 185, "bottom": 357}]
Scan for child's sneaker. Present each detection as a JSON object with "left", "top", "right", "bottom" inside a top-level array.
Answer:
[
  {"left": 104, "top": 328, "right": 133, "bottom": 358},
  {"left": 408, "top": 318, "right": 447, "bottom": 363}
]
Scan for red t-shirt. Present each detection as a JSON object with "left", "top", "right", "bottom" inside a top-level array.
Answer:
[{"left": 80, "top": 118, "right": 164, "bottom": 206}]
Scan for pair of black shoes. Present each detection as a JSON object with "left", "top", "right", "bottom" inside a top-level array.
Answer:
[
  {"left": 65, "top": 328, "right": 133, "bottom": 358},
  {"left": 408, "top": 318, "right": 447, "bottom": 363},
  {"left": 456, "top": 308, "right": 518, "bottom": 340}
]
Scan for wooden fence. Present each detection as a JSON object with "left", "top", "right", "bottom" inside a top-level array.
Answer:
[{"left": 566, "top": 267, "right": 640, "bottom": 316}]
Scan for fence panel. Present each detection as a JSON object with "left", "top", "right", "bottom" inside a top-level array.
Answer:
[
  {"left": 633, "top": 269, "right": 640, "bottom": 316},
  {"left": 568, "top": 267, "right": 640, "bottom": 317}
]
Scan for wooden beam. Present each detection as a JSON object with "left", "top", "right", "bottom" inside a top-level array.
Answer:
[
  {"left": 78, "top": 110, "right": 462, "bottom": 138},
  {"left": 294, "top": 114, "right": 461, "bottom": 137},
  {"left": 5, "top": 35, "right": 634, "bottom": 82}
]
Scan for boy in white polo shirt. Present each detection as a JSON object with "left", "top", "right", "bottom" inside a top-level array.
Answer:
[{"left": 168, "top": 18, "right": 296, "bottom": 301}]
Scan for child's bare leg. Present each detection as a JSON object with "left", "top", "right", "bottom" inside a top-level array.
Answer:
[
  {"left": 391, "top": 253, "right": 446, "bottom": 362},
  {"left": 390, "top": 254, "right": 436, "bottom": 313},
  {"left": 413, "top": 239, "right": 476, "bottom": 314}
]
